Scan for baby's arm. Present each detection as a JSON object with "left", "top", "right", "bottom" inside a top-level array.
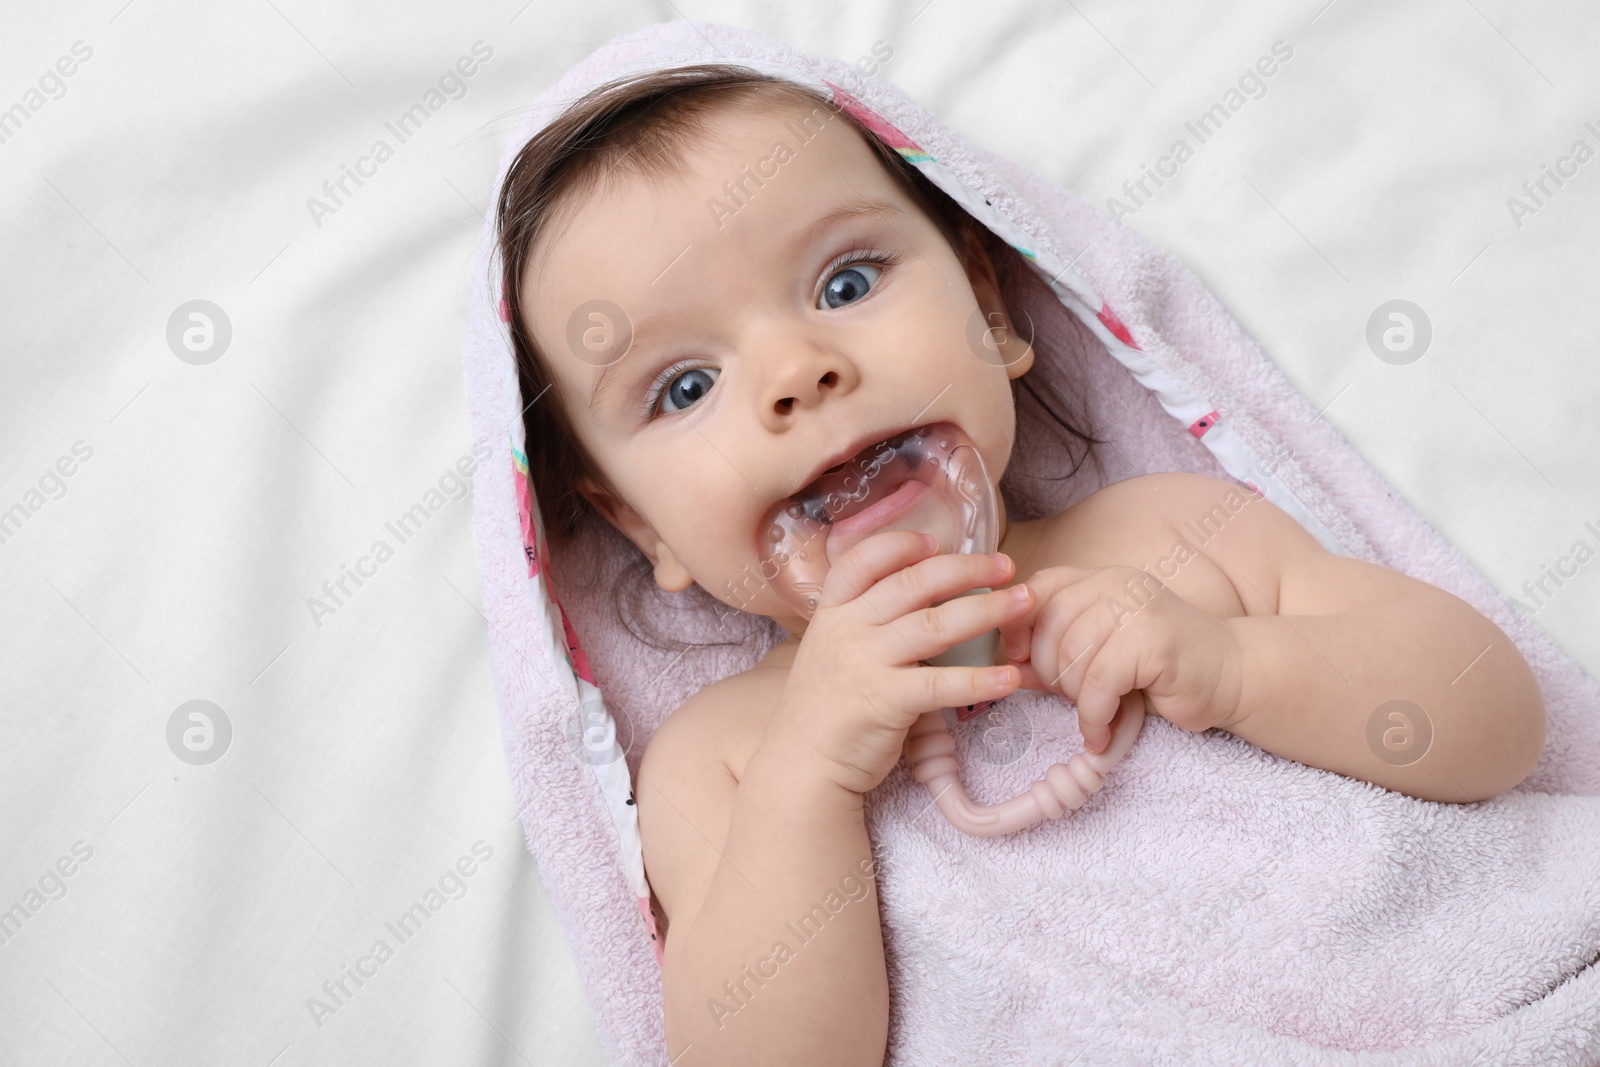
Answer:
[
  {"left": 639, "top": 672, "right": 888, "bottom": 1067},
  {"left": 1119, "top": 473, "right": 1546, "bottom": 801},
  {"left": 1006, "top": 472, "right": 1546, "bottom": 802},
  {"left": 639, "top": 533, "right": 1026, "bottom": 1065}
]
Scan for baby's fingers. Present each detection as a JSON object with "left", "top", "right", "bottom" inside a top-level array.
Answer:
[
  {"left": 1075, "top": 639, "right": 1143, "bottom": 752},
  {"left": 903, "top": 662, "right": 1021, "bottom": 715},
  {"left": 1014, "top": 640, "right": 1118, "bottom": 752},
  {"left": 1011, "top": 659, "right": 1051, "bottom": 691},
  {"left": 999, "top": 606, "right": 1036, "bottom": 663},
  {"left": 897, "top": 581, "right": 1033, "bottom": 667},
  {"left": 997, "top": 569, "right": 1079, "bottom": 662}
]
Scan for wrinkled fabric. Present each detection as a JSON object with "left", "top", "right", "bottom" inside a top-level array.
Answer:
[{"left": 462, "top": 21, "right": 1600, "bottom": 1066}]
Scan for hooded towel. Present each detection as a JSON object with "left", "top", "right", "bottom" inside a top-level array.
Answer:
[{"left": 462, "top": 21, "right": 1600, "bottom": 1066}]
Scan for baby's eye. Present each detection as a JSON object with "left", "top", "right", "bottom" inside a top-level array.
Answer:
[
  {"left": 818, "top": 261, "right": 884, "bottom": 310},
  {"left": 655, "top": 365, "right": 719, "bottom": 414}
]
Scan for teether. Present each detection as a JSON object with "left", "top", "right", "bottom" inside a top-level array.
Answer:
[{"left": 757, "top": 422, "right": 1142, "bottom": 835}]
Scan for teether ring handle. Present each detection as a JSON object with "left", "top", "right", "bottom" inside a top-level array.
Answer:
[{"left": 902, "top": 694, "right": 1146, "bottom": 836}]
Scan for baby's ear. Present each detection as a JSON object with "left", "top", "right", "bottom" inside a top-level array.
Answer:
[{"left": 574, "top": 475, "right": 694, "bottom": 592}]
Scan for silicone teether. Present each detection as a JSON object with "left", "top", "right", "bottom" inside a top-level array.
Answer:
[
  {"left": 758, "top": 423, "right": 999, "bottom": 648},
  {"left": 757, "top": 422, "right": 1142, "bottom": 836}
]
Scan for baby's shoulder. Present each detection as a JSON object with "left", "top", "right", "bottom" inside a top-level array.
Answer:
[
  {"left": 1061, "top": 471, "right": 1242, "bottom": 521},
  {"left": 1015, "top": 472, "right": 1273, "bottom": 586},
  {"left": 644, "top": 649, "right": 792, "bottom": 784},
  {"left": 636, "top": 653, "right": 791, "bottom": 936},
  {"left": 1059, "top": 471, "right": 1253, "bottom": 535},
  {"left": 1031, "top": 472, "right": 1230, "bottom": 560}
]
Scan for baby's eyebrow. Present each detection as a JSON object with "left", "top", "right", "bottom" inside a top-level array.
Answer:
[
  {"left": 792, "top": 194, "right": 904, "bottom": 255},
  {"left": 587, "top": 195, "right": 905, "bottom": 413}
]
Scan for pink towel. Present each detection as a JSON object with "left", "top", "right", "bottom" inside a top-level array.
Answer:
[{"left": 462, "top": 22, "right": 1600, "bottom": 1065}]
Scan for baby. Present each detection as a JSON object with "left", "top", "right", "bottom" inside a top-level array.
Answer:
[{"left": 496, "top": 64, "right": 1547, "bottom": 1066}]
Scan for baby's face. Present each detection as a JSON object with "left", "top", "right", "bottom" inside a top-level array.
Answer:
[{"left": 524, "top": 99, "right": 1031, "bottom": 630}]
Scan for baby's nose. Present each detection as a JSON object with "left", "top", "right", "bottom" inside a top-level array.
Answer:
[{"left": 772, "top": 368, "right": 842, "bottom": 414}]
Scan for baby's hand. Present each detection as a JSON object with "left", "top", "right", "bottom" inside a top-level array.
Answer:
[
  {"left": 764, "top": 532, "right": 1033, "bottom": 796},
  {"left": 999, "top": 565, "right": 1243, "bottom": 752}
]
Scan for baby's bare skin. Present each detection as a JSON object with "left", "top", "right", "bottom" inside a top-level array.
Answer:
[
  {"left": 636, "top": 467, "right": 1545, "bottom": 1066},
  {"left": 717, "top": 481, "right": 1244, "bottom": 779},
  {"left": 521, "top": 86, "right": 1545, "bottom": 1067},
  {"left": 710, "top": 470, "right": 1545, "bottom": 800}
]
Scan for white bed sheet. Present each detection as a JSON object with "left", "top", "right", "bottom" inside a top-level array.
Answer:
[{"left": 1, "top": 2, "right": 1594, "bottom": 1064}]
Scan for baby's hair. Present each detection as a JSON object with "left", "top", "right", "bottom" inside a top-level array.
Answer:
[{"left": 494, "top": 63, "right": 1103, "bottom": 651}]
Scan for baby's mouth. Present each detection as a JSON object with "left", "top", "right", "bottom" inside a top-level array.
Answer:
[
  {"left": 793, "top": 427, "right": 931, "bottom": 526},
  {"left": 755, "top": 421, "right": 1000, "bottom": 618}
]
